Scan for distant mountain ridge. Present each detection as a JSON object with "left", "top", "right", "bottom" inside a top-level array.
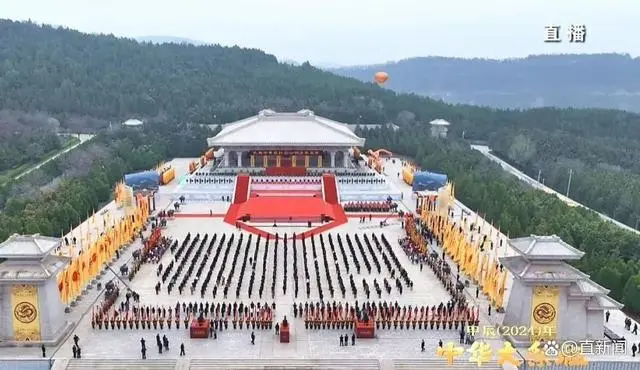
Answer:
[
  {"left": 330, "top": 54, "right": 640, "bottom": 112},
  {"left": 136, "top": 36, "right": 208, "bottom": 45}
]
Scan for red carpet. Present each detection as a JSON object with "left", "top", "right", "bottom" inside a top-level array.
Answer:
[
  {"left": 293, "top": 204, "right": 348, "bottom": 240},
  {"left": 322, "top": 174, "right": 339, "bottom": 204},
  {"left": 223, "top": 204, "right": 276, "bottom": 239},
  {"left": 236, "top": 196, "right": 335, "bottom": 222},
  {"left": 233, "top": 174, "right": 250, "bottom": 204}
]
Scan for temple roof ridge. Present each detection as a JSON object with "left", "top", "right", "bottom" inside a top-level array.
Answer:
[
  {"left": 0, "top": 233, "right": 62, "bottom": 259},
  {"left": 207, "top": 110, "right": 365, "bottom": 147},
  {"left": 500, "top": 234, "right": 623, "bottom": 310},
  {"left": 508, "top": 234, "right": 585, "bottom": 260}
]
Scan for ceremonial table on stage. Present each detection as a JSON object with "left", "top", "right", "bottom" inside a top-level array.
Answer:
[
  {"left": 354, "top": 319, "right": 375, "bottom": 338},
  {"left": 280, "top": 322, "right": 290, "bottom": 343},
  {"left": 190, "top": 319, "right": 210, "bottom": 339}
]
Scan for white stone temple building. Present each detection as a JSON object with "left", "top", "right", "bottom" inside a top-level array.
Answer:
[
  {"left": 500, "top": 235, "right": 622, "bottom": 345},
  {"left": 207, "top": 109, "right": 365, "bottom": 169},
  {"left": 0, "top": 234, "right": 71, "bottom": 345}
]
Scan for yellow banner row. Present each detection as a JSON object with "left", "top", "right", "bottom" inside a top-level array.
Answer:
[
  {"left": 57, "top": 195, "right": 150, "bottom": 305},
  {"left": 418, "top": 182, "right": 559, "bottom": 340}
]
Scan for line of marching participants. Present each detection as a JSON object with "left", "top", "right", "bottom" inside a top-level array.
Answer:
[
  {"left": 412, "top": 196, "right": 510, "bottom": 312},
  {"left": 92, "top": 300, "right": 274, "bottom": 331},
  {"left": 294, "top": 300, "right": 479, "bottom": 331}
]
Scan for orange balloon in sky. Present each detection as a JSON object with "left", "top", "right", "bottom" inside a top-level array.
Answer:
[{"left": 374, "top": 71, "right": 389, "bottom": 84}]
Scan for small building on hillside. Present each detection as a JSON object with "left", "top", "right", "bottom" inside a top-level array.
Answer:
[
  {"left": 122, "top": 119, "right": 144, "bottom": 127},
  {"left": 429, "top": 119, "right": 450, "bottom": 138}
]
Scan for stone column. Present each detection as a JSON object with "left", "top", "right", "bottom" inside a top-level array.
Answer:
[
  {"left": 343, "top": 150, "right": 349, "bottom": 167},
  {"left": 223, "top": 151, "right": 230, "bottom": 167},
  {"left": 330, "top": 151, "right": 336, "bottom": 168},
  {"left": 237, "top": 151, "right": 242, "bottom": 167}
]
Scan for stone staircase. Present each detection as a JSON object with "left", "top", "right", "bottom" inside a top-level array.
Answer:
[
  {"left": 393, "top": 359, "right": 504, "bottom": 370},
  {"left": 65, "top": 359, "right": 177, "bottom": 370},
  {"left": 189, "top": 359, "right": 380, "bottom": 369}
]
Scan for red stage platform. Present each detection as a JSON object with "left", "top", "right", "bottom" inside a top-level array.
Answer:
[
  {"left": 190, "top": 319, "right": 210, "bottom": 339},
  {"left": 354, "top": 319, "right": 375, "bottom": 338},
  {"left": 236, "top": 196, "right": 336, "bottom": 223}
]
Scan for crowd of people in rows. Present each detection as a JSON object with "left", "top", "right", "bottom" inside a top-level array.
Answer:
[
  {"left": 92, "top": 300, "right": 276, "bottom": 331},
  {"left": 252, "top": 177, "right": 321, "bottom": 184},
  {"left": 331, "top": 171, "right": 376, "bottom": 177},
  {"left": 294, "top": 300, "right": 479, "bottom": 331},
  {"left": 293, "top": 233, "right": 413, "bottom": 301},
  {"left": 185, "top": 175, "right": 234, "bottom": 184},
  {"left": 342, "top": 201, "right": 398, "bottom": 213},
  {"left": 337, "top": 177, "right": 387, "bottom": 185},
  {"left": 140, "top": 230, "right": 420, "bottom": 305}
]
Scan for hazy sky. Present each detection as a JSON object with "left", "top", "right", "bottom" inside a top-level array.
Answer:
[{"left": 1, "top": 0, "right": 637, "bottom": 66}]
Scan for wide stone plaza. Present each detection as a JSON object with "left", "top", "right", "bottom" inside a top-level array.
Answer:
[{"left": 1, "top": 111, "right": 638, "bottom": 370}]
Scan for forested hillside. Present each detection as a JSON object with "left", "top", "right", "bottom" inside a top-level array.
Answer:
[
  {"left": 487, "top": 119, "right": 640, "bottom": 229},
  {"left": 0, "top": 122, "right": 209, "bottom": 241},
  {"left": 331, "top": 54, "right": 640, "bottom": 112},
  {"left": 360, "top": 126, "right": 640, "bottom": 312},
  {"left": 2, "top": 20, "right": 640, "bottom": 310},
  {"left": 0, "top": 111, "right": 63, "bottom": 173}
]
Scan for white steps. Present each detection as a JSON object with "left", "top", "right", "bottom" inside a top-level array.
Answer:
[
  {"left": 189, "top": 359, "right": 380, "bottom": 369},
  {"left": 65, "top": 359, "right": 177, "bottom": 370},
  {"left": 393, "top": 359, "right": 504, "bottom": 370}
]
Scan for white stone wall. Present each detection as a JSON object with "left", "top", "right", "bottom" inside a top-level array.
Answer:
[
  {"left": 38, "top": 279, "right": 66, "bottom": 341},
  {"left": 502, "top": 280, "right": 532, "bottom": 331},
  {"left": 586, "top": 310, "right": 605, "bottom": 339},
  {"left": 0, "top": 284, "right": 11, "bottom": 340}
]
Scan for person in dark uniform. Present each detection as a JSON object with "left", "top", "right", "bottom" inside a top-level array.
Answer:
[
  {"left": 72, "top": 345, "right": 77, "bottom": 359},
  {"left": 41, "top": 344, "right": 46, "bottom": 357},
  {"left": 351, "top": 334, "right": 355, "bottom": 346},
  {"left": 163, "top": 335, "right": 169, "bottom": 351},
  {"left": 339, "top": 335, "right": 343, "bottom": 346},
  {"left": 180, "top": 343, "right": 185, "bottom": 356},
  {"left": 422, "top": 339, "right": 426, "bottom": 352},
  {"left": 156, "top": 334, "right": 162, "bottom": 354},
  {"left": 251, "top": 331, "right": 256, "bottom": 345}
]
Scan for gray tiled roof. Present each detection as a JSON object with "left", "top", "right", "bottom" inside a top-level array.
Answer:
[
  {"left": 0, "top": 255, "right": 69, "bottom": 281},
  {"left": 207, "top": 110, "right": 366, "bottom": 147},
  {"left": 0, "top": 234, "right": 61, "bottom": 258},
  {"left": 500, "top": 255, "right": 623, "bottom": 310},
  {"left": 508, "top": 235, "right": 585, "bottom": 260}
]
